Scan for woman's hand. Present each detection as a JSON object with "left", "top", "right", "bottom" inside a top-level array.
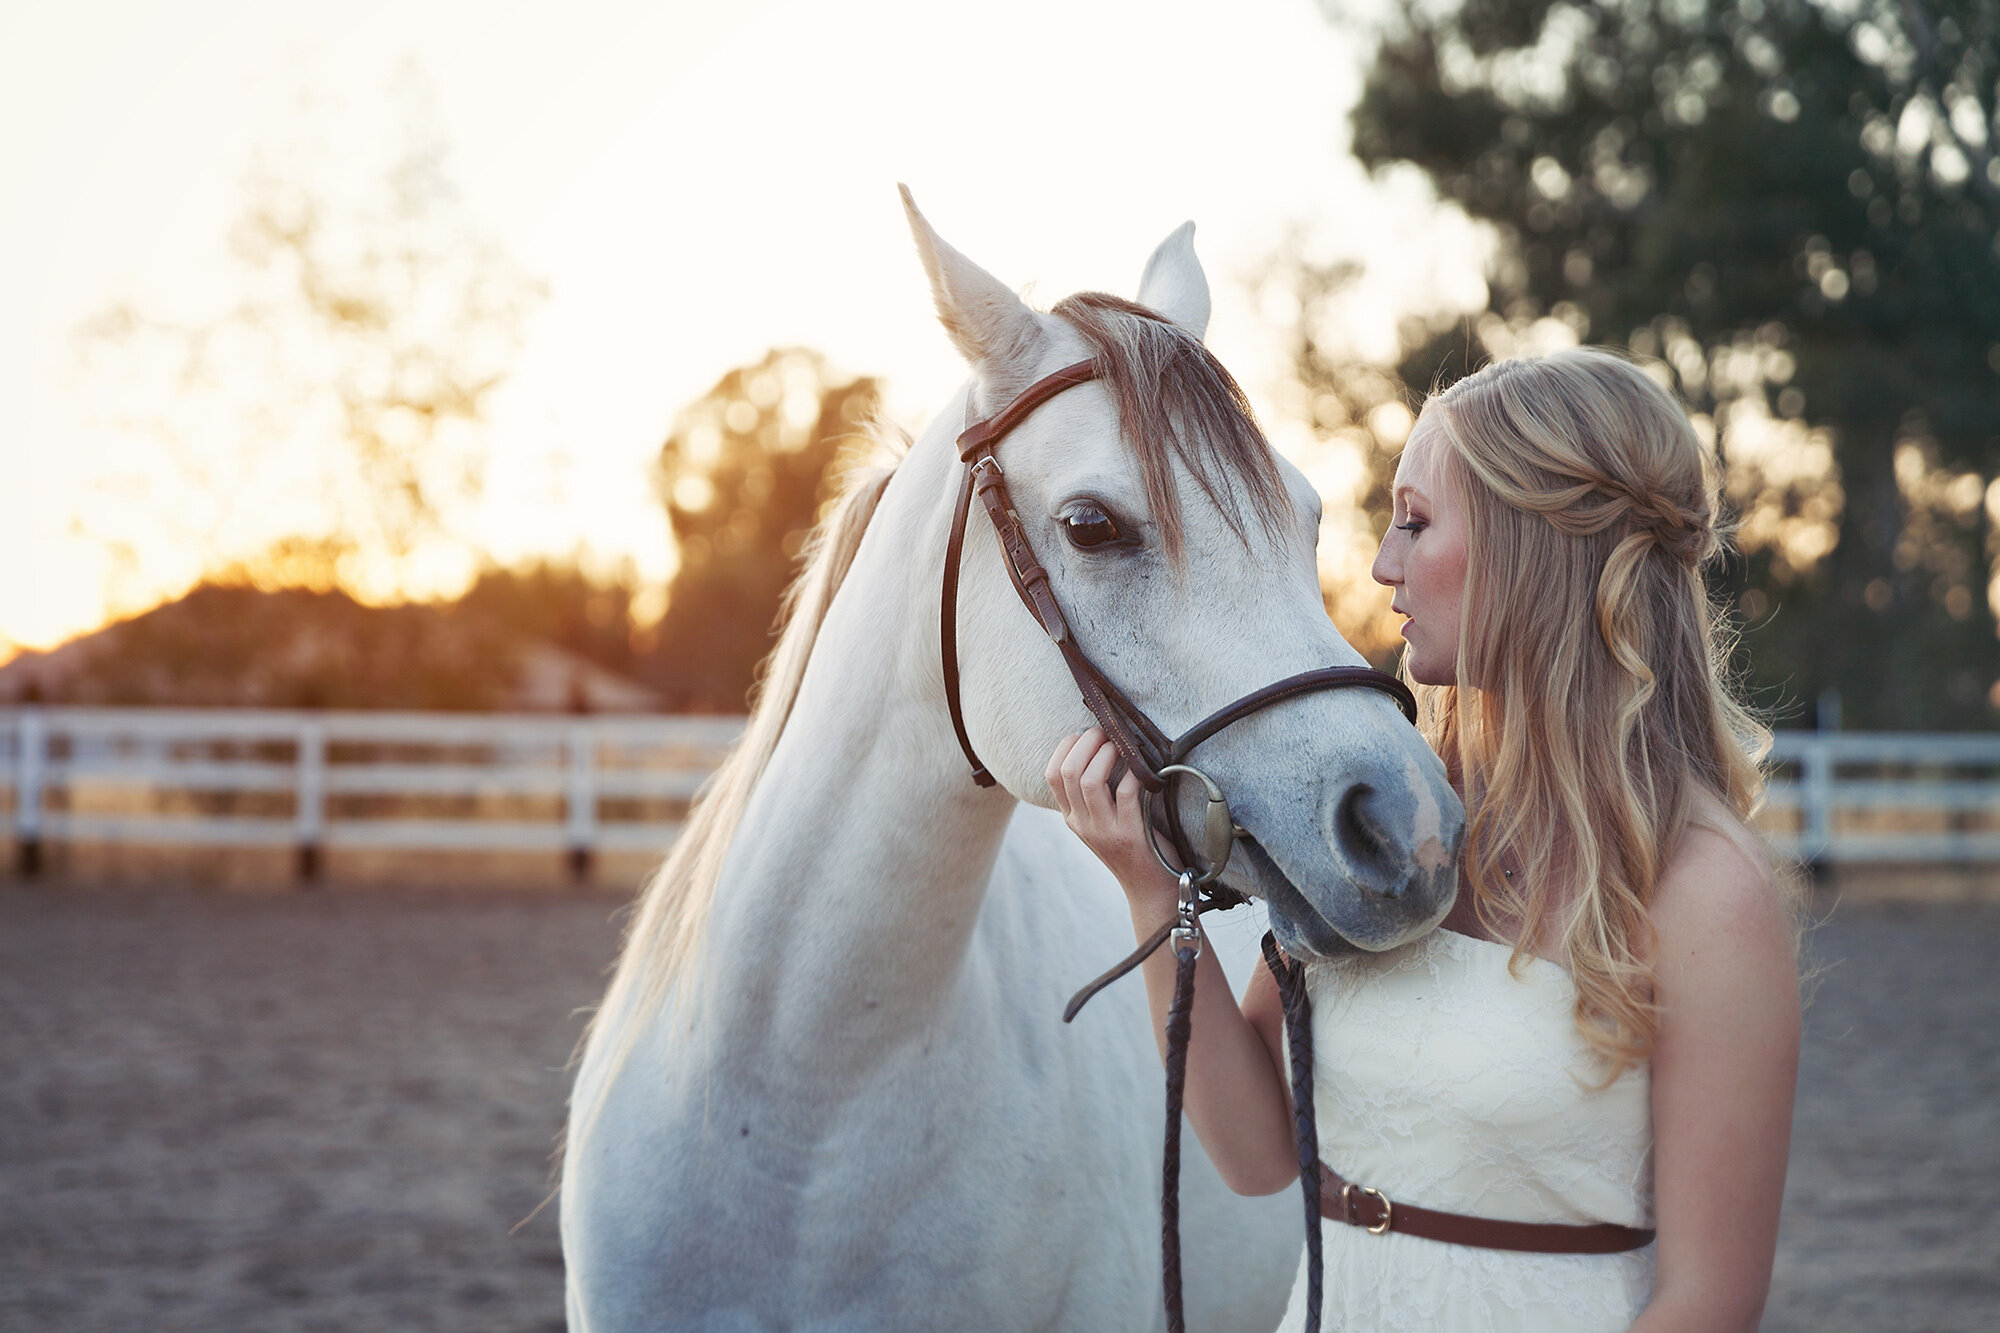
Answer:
[
  {"left": 1045, "top": 727, "right": 1176, "bottom": 906},
  {"left": 1047, "top": 726, "right": 1302, "bottom": 1198}
]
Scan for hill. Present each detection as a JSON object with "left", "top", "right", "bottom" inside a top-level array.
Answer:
[{"left": 0, "top": 583, "right": 660, "bottom": 713}]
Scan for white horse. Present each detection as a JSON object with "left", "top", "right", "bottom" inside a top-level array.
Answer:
[{"left": 560, "top": 191, "right": 1462, "bottom": 1332}]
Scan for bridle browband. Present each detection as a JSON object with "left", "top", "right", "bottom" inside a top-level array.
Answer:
[{"left": 937, "top": 350, "right": 1418, "bottom": 1333}]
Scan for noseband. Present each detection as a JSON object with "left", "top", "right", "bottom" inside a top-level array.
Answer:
[{"left": 939, "top": 353, "right": 1417, "bottom": 1333}]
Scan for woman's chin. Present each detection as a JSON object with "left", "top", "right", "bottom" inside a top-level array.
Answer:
[{"left": 1403, "top": 651, "right": 1455, "bottom": 688}]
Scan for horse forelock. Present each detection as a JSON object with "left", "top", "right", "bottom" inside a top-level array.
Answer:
[{"left": 1050, "top": 291, "right": 1292, "bottom": 566}]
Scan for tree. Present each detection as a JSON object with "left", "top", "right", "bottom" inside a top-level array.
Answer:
[
  {"left": 647, "top": 349, "right": 884, "bottom": 711},
  {"left": 0, "top": 563, "right": 659, "bottom": 712},
  {"left": 455, "top": 560, "right": 649, "bottom": 684},
  {"left": 1329, "top": 0, "right": 2000, "bottom": 727},
  {"left": 79, "top": 64, "right": 543, "bottom": 604},
  {"left": 1251, "top": 247, "right": 1436, "bottom": 667}
]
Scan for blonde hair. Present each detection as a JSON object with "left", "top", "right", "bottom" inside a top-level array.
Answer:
[{"left": 1417, "top": 346, "right": 1768, "bottom": 1080}]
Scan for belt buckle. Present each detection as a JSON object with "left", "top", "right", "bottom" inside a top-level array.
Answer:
[{"left": 1341, "top": 1181, "right": 1394, "bottom": 1235}]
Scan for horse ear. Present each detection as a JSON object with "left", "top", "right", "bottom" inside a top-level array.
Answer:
[
  {"left": 1136, "top": 221, "right": 1210, "bottom": 340},
  {"left": 900, "top": 184, "right": 1043, "bottom": 383}
]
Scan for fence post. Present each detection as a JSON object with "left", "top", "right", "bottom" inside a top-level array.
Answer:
[
  {"left": 1802, "top": 736, "right": 1833, "bottom": 876},
  {"left": 14, "top": 706, "right": 43, "bottom": 878},
  {"left": 296, "top": 718, "right": 325, "bottom": 884},
  {"left": 566, "top": 722, "right": 596, "bottom": 885}
]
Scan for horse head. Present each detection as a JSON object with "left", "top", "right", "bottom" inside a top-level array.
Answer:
[{"left": 903, "top": 189, "right": 1462, "bottom": 957}]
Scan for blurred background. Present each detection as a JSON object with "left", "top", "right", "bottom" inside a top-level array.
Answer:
[
  {"left": 7, "top": 0, "right": 1992, "bottom": 728},
  {"left": 2, "top": 1, "right": 1996, "bottom": 1330}
]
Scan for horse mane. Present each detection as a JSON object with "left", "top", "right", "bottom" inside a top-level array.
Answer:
[
  {"left": 1051, "top": 291, "right": 1291, "bottom": 564},
  {"left": 574, "top": 455, "right": 896, "bottom": 1108},
  {"left": 573, "top": 295, "right": 1287, "bottom": 1127}
]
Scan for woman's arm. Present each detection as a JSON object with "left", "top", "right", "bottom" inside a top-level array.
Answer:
[
  {"left": 1630, "top": 824, "right": 1801, "bottom": 1333},
  {"left": 1048, "top": 729, "right": 1299, "bottom": 1196}
]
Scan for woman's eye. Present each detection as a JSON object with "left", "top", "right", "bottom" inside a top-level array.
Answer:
[
  {"left": 1396, "top": 520, "right": 1426, "bottom": 537},
  {"left": 1062, "top": 507, "right": 1122, "bottom": 549}
]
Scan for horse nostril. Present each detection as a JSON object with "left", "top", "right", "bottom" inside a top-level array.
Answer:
[{"left": 1335, "top": 782, "right": 1399, "bottom": 894}]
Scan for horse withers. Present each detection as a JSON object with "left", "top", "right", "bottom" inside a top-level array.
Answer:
[{"left": 560, "top": 190, "right": 1463, "bottom": 1331}]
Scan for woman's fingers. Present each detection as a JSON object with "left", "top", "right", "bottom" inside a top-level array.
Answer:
[
  {"left": 1051, "top": 730, "right": 1165, "bottom": 879},
  {"left": 1050, "top": 728, "right": 1115, "bottom": 832},
  {"left": 1058, "top": 726, "right": 1104, "bottom": 811},
  {"left": 1114, "top": 768, "right": 1143, "bottom": 822},
  {"left": 1049, "top": 730, "right": 1173, "bottom": 889},
  {"left": 1049, "top": 728, "right": 1106, "bottom": 818},
  {"left": 1045, "top": 731, "right": 1082, "bottom": 812},
  {"left": 1080, "top": 737, "right": 1121, "bottom": 824}
]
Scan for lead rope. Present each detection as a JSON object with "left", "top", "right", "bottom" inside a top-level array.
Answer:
[
  {"left": 1262, "top": 932, "right": 1323, "bottom": 1333},
  {"left": 1141, "top": 871, "right": 1325, "bottom": 1333},
  {"left": 1160, "top": 872, "right": 1202, "bottom": 1333}
]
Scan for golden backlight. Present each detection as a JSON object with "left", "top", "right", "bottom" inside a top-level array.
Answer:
[{"left": 0, "top": 0, "right": 1492, "bottom": 665}]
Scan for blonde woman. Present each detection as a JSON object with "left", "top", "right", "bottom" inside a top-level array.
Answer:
[{"left": 1048, "top": 346, "right": 1800, "bottom": 1331}]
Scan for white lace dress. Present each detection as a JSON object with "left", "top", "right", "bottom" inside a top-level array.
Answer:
[{"left": 1274, "top": 929, "right": 1656, "bottom": 1332}]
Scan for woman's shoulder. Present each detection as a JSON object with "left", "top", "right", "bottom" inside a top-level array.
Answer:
[{"left": 1649, "top": 786, "right": 1796, "bottom": 981}]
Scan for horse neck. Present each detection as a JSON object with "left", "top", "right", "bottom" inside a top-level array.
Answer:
[{"left": 698, "top": 433, "right": 1018, "bottom": 1073}]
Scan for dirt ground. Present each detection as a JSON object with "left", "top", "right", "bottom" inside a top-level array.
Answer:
[
  {"left": 0, "top": 885, "right": 613, "bottom": 1333},
  {"left": 0, "top": 882, "right": 1993, "bottom": 1332}
]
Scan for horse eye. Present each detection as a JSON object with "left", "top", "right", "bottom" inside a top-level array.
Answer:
[{"left": 1063, "top": 507, "right": 1121, "bottom": 549}]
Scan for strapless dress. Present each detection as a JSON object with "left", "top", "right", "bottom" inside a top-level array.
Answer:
[{"left": 1275, "top": 928, "right": 1655, "bottom": 1332}]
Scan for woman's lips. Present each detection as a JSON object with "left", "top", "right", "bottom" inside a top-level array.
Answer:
[{"left": 1399, "top": 617, "right": 1414, "bottom": 638}]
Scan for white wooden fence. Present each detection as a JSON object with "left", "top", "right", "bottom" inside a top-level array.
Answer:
[
  {"left": 3, "top": 707, "right": 1999, "bottom": 879},
  {"left": 0, "top": 707, "right": 742, "bottom": 880},
  {"left": 1764, "top": 730, "right": 2000, "bottom": 864}
]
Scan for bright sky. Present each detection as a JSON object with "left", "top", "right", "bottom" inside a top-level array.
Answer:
[{"left": 0, "top": 0, "right": 1490, "bottom": 661}]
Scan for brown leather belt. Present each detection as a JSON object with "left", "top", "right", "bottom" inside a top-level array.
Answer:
[{"left": 1317, "top": 1162, "right": 1656, "bottom": 1255}]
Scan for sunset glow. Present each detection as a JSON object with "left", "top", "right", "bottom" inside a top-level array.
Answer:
[{"left": 0, "top": 0, "right": 1492, "bottom": 663}]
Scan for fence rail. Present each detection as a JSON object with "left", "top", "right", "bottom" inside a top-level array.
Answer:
[
  {"left": 4, "top": 708, "right": 2000, "bottom": 880},
  {"left": 0, "top": 707, "right": 742, "bottom": 880},
  {"left": 1764, "top": 731, "right": 2000, "bottom": 864}
]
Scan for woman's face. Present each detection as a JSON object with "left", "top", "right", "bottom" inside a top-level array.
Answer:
[{"left": 1371, "top": 413, "right": 1469, "bottom": 687}]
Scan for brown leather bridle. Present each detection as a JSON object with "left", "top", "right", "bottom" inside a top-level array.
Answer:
[
  {"left": 940, "top": 356, "right": 1418, "bottom": 890},
  {"left": 938, "top": 352, "right": 1416, "bottom": 1333}
]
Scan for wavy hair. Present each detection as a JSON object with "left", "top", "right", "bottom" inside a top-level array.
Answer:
[{"left": 1417, "top": 346, "right": 1770, "bottom": 1080}]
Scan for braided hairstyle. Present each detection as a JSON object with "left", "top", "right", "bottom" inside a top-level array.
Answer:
[{"left": 1417, "top": 346, "right": 1768, "bottom": 1079}]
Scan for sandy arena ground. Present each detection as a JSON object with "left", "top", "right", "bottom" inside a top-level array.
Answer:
[{"left": 0, "top": 882, "right": 1993, "bottom": 1332}]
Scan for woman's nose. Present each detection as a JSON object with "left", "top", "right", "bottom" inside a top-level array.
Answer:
[{"left": 1370, "top": 538, "right": 1399, "bottom": 588}]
